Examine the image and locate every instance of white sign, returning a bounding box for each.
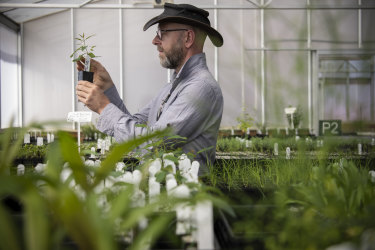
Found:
[284,107,297,114]
[24,133,30,144]
[67,112,92,123]
[37,137,44,146]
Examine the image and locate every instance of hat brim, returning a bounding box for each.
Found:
[143,16,223,47]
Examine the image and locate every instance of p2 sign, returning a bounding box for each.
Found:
[319,120,341,136]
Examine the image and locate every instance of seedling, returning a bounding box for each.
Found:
[70,33,98,64]
[70,33,99,82]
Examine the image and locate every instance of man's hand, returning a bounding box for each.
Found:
[76,81,110,114]
[77,58,114,91]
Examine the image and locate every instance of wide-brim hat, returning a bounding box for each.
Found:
[143,3,223,47]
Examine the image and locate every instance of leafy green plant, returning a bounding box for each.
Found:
[236,112,254,131]
[16,144,47,160]
[70,33,99,63]
[285,105,303,128]
[81,123,106,141]
[1,125,233,250]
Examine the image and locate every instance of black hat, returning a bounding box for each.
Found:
[143,3,223,47]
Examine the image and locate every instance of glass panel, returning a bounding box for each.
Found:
[23,11,72,126]
[362,10,375,49]
[265,9,307,50]
[0,24,19,128]
[311,9,358,50]
[319,54,374,133]
[265,51,308,128]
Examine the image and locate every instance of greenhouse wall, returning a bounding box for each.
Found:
[1,0,375,133]
[0,23,20,128]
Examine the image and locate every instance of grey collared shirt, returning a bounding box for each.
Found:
[97,53,223,173]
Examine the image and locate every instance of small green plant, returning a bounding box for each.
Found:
[81,123,106,141]
[286,105,303,128]
[236,112,254,131]
[70,33,99,63]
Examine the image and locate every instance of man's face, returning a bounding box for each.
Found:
[152,23,188,70]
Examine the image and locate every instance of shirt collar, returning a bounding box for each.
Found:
[171,53,206,82]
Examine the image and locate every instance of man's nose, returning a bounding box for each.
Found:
[152,35,161,45]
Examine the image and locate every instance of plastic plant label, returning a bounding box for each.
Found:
[84,54,91,71]
[284,107,297,114]
[67,111,92,123]
[286,147,291,159]
[274,143,279,156]
[24,133,30,144]
[37,137,44,146]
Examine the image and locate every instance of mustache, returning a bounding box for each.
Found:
[157,46,163,52]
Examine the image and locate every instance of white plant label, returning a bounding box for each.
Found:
[37,137,44,146]
[84,55,91,71]
[284,107,297,114]
[67,111,92,123]
[24,133,30,144]
[274,143,279,156]
[286,147,291,159]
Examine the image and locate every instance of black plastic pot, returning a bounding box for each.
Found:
[78,71,94,83]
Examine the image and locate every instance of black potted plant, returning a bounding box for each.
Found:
[70,33,99,83]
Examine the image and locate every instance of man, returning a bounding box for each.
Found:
[76,3,224,174]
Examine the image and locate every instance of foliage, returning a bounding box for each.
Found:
[285,105,303,128]
[81,123,106,141]
[70,33,99,63]
[232,159,375,250]
[211,135,375,249]
[16,144,47,160]
[236,112,254,131]
[216,136,375,155]
[1,125,233,250]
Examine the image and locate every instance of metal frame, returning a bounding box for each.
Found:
[17,23,23,127]
[316,50,375,124]
[71,8,76,129]
[1,3,374,10]
[1,0,374,130]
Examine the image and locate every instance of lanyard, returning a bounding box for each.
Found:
[156,80,179,121]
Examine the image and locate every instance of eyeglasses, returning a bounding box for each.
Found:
[155,29,189,40]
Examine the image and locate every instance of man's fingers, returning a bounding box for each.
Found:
[76,60,84,71]
[77,80,93,89]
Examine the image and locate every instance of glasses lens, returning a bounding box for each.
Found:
[156,30,161,39]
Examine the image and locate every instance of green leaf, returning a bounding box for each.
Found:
[119,203,160,231]
[130,214,173,250]
[0,124,28,175]
[51,187,100,250]
[0,204,22,250]
[23,190,49,250]
[86,34,95,40]
[107,186,134,222]
[92,129,168,188]
[57,131,90,192]
[155,171,166,183]
[88,53,96,58]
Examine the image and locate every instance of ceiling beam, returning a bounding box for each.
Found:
[0,3,373,10]
[0,12,20,32]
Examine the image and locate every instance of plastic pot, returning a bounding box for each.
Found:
[78,71,94,83]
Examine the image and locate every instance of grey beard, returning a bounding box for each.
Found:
[160,43,185,69]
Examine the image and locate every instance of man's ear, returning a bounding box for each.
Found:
[185,30,195,49]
